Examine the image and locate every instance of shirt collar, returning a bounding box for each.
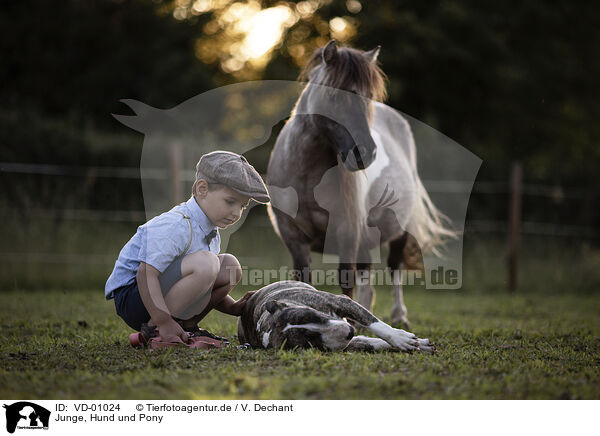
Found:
[185,196,218,234]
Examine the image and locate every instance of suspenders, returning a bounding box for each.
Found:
[172,211,193,256]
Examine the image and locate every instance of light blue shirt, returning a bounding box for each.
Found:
[104,196,220,299]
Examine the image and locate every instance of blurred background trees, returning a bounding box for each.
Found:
[1,0,598,289]
[2,0,598,195]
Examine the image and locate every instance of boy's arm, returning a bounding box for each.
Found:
[214,291,256,316]
[136,262,186,340]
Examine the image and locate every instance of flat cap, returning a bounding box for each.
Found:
[195,151,270,203]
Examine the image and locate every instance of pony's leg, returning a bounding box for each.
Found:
[274,210,312,283]
[338,262,355,298]
[388,233,410,330]
[336,223,360,298]
[356,253,374,311]
[291,242,311,283]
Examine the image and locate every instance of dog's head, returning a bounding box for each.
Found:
[260,300,355,351]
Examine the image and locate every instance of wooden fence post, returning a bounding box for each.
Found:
[508,161,522,293]
[169,141,183,205]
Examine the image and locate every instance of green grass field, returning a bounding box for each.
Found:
[1,287,598,399]
[1,214,599,399]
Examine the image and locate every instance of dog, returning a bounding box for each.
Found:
[237,281,435,353]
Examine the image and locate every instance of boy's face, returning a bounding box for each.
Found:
[195,181,250,228]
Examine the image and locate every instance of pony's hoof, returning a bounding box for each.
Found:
[391,319,411,331]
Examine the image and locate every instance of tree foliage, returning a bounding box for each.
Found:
[1,0,598,223]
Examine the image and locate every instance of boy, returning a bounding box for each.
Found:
[105,151,270,342]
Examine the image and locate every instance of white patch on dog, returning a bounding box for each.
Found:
[283,320,353,351]
[282,323,325,333]
[262,330,271,348]
[326,319,353,334]
[256,311,270,334]
[417,337,436,354]
[351,335,391,350]
[368,320,418,351]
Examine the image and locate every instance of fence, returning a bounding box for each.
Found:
[1,159,598,291]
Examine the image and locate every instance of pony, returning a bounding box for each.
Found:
[267,40,454,328]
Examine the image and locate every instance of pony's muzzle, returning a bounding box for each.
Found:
[354,146,366,169]
[342,145,376,171]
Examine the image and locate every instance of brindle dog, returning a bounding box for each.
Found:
[238,281,435,353]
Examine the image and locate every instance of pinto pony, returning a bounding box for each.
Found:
[267,41,454,328]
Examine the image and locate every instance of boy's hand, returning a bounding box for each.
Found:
[157,318,188,342]
[229,291,256,316]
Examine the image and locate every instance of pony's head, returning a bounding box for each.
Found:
[298,40,387,171]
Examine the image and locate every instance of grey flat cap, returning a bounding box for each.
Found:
[195,151,270,203]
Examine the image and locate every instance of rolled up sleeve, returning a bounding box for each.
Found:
[139,215,189,273]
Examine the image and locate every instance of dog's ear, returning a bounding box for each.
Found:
[265,301,288,314]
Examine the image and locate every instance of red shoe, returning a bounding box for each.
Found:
[184,325,230,345]
[129,323,157,347]
[129,324,224,349]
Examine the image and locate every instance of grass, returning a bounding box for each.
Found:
[1,212,599,399]
[1,286,599,399]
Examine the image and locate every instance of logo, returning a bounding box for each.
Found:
[3,402,50,433]
[113,80,481,289]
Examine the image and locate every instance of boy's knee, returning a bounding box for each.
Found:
[205,252,221,278]
[187,251,220,279]
[218,254,242,284]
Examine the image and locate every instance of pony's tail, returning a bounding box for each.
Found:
[407,177,459,258]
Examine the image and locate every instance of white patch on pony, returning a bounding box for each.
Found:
[364,128,390,191]
[351,165,368,230]
[262,330,271,348]
[390,269,408,326]
[356,278,373,311]
[267,204,281,238]
[266,185,300,239]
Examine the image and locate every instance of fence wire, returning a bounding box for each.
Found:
[1,162,598,267]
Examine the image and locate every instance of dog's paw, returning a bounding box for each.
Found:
[369,321,424,353]
[388,330,437,354]
[416,338,437,354]
[387,329,419,352]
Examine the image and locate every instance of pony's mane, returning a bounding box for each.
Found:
[299,45,388,102]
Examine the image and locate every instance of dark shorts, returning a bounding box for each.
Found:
[113,257,185,331]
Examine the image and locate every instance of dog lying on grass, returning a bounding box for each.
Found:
[237,281,435,353]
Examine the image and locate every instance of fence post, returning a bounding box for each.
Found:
[169,141,183,205]
[508,161,522,293]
